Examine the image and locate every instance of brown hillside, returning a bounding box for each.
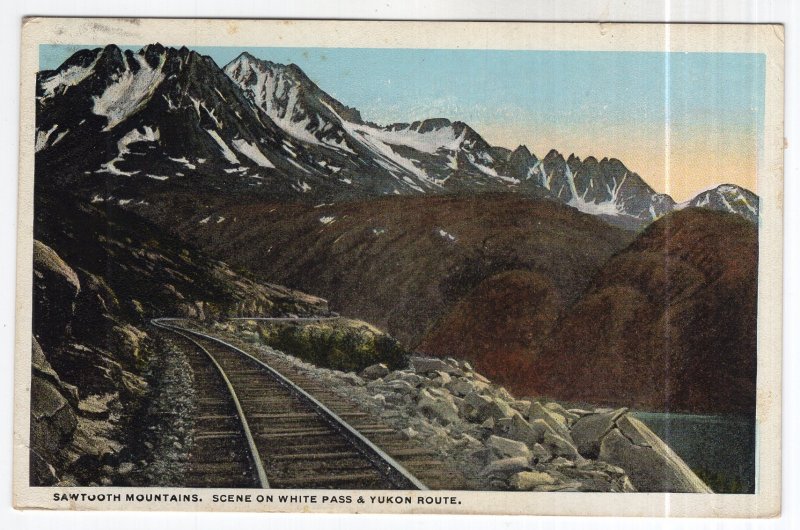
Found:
[534,208,758,414]
[418,269,562,396]
[143,193,633,348]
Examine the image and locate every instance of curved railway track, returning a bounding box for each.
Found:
[152,319,429,490]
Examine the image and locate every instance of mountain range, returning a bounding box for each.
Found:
[35,44,759,230]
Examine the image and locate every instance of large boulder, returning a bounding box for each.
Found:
[416,388,460,424]
[480,456,532,478]
[495,413,542,445]
[30,338,79,485]
[445,377,475,397]
[461,391,514,423]
[411,356,463,376]
[597,415,712,493]
[508,470,557,490]
[29,337,79,485]
[542,430,582,460]
[487,435,532,459]
[31,337,78,405]
[30,375,77,457]
[359,363,390,380]
[32,240,80,348]
[528,401,573,440]
[571,409,711,493]
[107,323,148,365]
[570,408,628,458]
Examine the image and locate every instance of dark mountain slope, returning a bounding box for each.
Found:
[418,270,563,396]
[533,208,758,414]
[138,192,634,348]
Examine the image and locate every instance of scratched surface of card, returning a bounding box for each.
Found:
[14,18,784,516]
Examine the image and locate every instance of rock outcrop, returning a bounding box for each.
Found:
[572,410,712,492]
[33,240,81,349]
[29,337,78,485]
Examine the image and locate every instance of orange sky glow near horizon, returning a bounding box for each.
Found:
[479,122,759,203]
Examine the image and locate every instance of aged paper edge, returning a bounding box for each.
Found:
[13,17,785,517]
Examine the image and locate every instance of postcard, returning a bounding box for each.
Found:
[14,18,784,517]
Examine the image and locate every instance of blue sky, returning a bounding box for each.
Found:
[40,45,765,200]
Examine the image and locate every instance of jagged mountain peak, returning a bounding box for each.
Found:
[682,183,759,223]
[511,145,534,159]
[544,148,565,164]
[224,52,364,125]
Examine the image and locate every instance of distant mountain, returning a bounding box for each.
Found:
[224,52,521,196]
[532,150,676,230]
[35,44,759,229]
[679,184,759,224]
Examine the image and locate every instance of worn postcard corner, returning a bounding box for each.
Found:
[14,17,783,517]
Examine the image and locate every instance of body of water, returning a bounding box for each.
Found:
[632,411,756,494]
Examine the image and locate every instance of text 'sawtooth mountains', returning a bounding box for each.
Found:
[36,44,758,229]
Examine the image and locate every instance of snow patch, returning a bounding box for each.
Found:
[51,129,69,146]
[436,228,456,241]
[321,101,435,187]
[35,124,58,152]
[204,103,222,129]
[281,144,298,158]
[563,164,633,218]
[232,138,274,167]
[285,157,309,173]
[92,53,167,130]
[319,216,335,225]
[373,123,467,155]
[39,53,101,100]
[97,125,160,176]
[206,129,240,164]
[169,156,196,170]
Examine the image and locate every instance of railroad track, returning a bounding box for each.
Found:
[152,319,429,490]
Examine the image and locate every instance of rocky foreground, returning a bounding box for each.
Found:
[226,326,711,493]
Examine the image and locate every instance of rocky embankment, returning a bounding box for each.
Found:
[29,194,330,485]
[221,325,710,493]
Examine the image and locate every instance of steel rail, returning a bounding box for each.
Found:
[151,320,270,488]
[152,318,428,490]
